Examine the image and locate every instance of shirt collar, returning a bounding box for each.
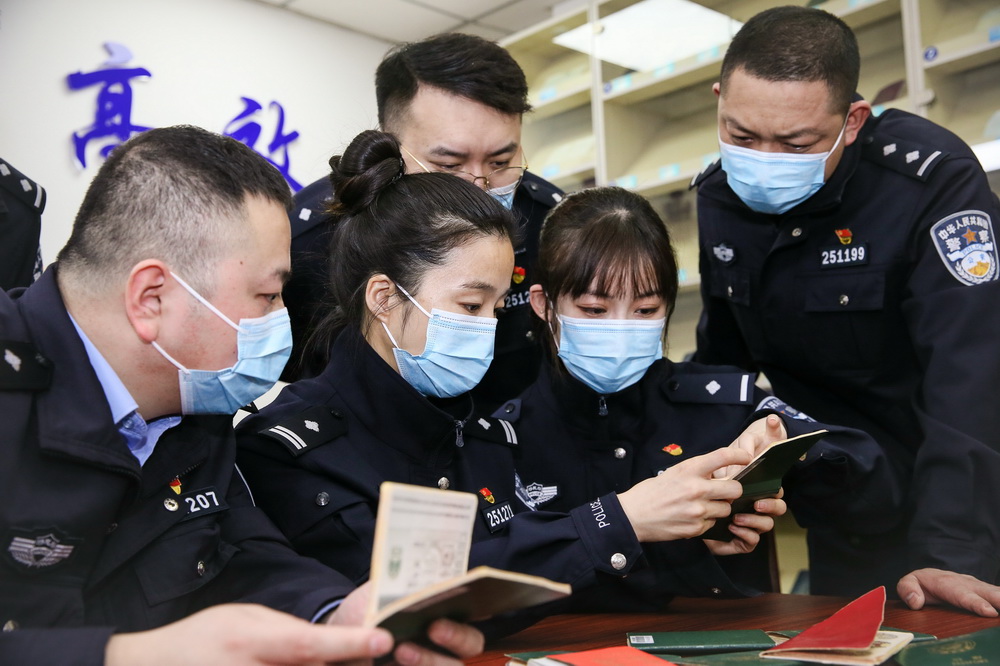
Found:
[68,312,138,424]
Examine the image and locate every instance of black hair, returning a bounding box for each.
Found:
[376,33,531,131]
[57,125,291,294]
[304,129,517,365]
[534,187,678,358]
[720,6,860,114]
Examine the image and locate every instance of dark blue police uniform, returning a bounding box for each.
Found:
[507,359,902,607]
[0,269,353,665]
[0,158,44,290]
[283,172,563,411]
[235,328,648,597]
[695,108,1000,595]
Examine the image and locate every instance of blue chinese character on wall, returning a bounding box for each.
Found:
[224,97,303,191]
[67,43,153,168]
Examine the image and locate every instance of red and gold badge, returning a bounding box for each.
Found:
[478,487,495,504]
[834,229,853,245]
[512,266,526,284]
[169,477,182,495]
[662,443,683,456]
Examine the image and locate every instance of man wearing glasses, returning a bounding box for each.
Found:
[284,33,562,411]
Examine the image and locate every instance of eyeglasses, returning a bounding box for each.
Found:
[400,145,529,192]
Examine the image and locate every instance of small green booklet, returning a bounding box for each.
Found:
[896,626,1000,665]
[627,630,782,655]
[703,430,827,541]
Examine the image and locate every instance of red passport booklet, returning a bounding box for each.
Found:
[766,586,885,652]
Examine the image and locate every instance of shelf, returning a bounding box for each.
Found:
[923,37,1000,76]
[601,0,899,108]
[918,0,1000,76]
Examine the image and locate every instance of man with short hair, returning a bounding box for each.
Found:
[694,6,1000,615]
[0,125,483,664]
[284,33,562,410]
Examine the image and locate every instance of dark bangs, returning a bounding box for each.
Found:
[537,187,678,315]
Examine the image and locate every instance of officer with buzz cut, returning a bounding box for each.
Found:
[694,6,1000,616]
[0,158,45,290]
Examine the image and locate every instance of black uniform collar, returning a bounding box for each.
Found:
[535,357,651,438]
[12,268,216,483]
[319,328,474,460]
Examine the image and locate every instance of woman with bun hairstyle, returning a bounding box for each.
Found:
[234,133,763,602]
[504,187,905,607]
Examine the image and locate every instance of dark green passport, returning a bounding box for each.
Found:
[896,625,1000,665]
[626,630,780,654]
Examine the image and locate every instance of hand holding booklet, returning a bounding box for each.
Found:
[703,429,827,541]
[362,481,570,641]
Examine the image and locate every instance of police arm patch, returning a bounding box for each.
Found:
[930,210,997,285]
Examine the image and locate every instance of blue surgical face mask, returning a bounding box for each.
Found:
[718,120,847,215]
[487,180,518,210]
[555,314,665,395]
[380,283,497,398]
[152,272,292,415]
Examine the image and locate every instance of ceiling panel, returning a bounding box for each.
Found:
[259,0,567,44]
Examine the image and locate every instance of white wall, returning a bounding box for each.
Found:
[0,0,391,263]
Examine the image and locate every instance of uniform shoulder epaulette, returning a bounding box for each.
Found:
[289,178,334,239]
[661,368,755,405]
[0,160,46,213]
[861,122,949,183]
[0,339,52,391]
[257,405,346,457]
[464,413,519,447]
[690,159,722,189]
[521,173,564,208]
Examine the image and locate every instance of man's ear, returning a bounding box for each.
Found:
[843,100,872,147]
[528,284,549,321]
[125,261,169,343]
[712,81,721,98]
[365,274,397,323]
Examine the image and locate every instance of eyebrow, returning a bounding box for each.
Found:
[460,280,498,292]
[722,116,824,141]
[427,142,519,160]
[273,268,292,287]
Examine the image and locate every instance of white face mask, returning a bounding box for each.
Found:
[718,118,847,215]
[380,282,497,398]
[553,314,665,395]
[151,272,292,414]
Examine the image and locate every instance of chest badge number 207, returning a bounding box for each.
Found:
[178,486,229,522]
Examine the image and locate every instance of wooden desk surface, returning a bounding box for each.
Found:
[468,594,1000,664]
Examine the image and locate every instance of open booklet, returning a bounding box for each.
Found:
[703,429,827,541]
[363,481,571,641]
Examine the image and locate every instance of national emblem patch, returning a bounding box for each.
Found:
[930,210,997,285]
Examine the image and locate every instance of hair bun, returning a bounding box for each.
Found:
[328,129,405,216]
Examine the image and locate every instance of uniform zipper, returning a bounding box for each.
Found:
[454,420,465,447]
[598,395,608,417]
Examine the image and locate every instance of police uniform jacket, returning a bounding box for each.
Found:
[284,172,563,410]
[0,269,353,665]
[695,108,1000,594]
[508,358,901,608]
[235,328,646,594]
[0,158,44,290]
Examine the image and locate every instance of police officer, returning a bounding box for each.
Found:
[284,33,562,413]
[694,6,1000,615]
[237,133,758,614]
[0,157,45,290]
[0,126,482,665]
[510,187,900,609]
